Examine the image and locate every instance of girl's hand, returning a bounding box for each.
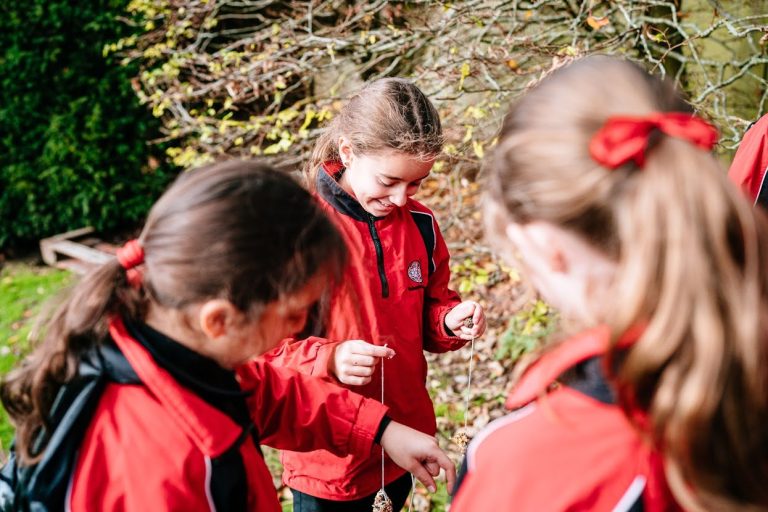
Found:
[329,340,395,385]
[380,421,457,494]
[444,301,486,340]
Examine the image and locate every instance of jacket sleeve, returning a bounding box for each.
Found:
[259,335,341,381]
[728,114,768,206]
[423,218,464,353]
[238,360,388,458]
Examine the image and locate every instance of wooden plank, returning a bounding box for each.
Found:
[39,227,114,273]
[45,240,112,265]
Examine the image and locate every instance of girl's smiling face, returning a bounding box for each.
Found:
[337,138,435,217]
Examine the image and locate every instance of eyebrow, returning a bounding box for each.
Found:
[379,172,431,182]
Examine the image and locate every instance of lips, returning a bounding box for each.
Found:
[376,199,394,209]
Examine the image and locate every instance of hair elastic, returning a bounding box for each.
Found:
[116,239,144,286]
[589,112,718,170]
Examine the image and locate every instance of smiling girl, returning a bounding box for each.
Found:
[263,78,486,511]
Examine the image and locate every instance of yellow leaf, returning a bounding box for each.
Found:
[462,125,473,143]
[300,110,316,131]
[472,140,485,159]
[459,62,470,90]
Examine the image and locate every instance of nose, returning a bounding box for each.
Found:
[289,310,309,336]
[389,189,408,207]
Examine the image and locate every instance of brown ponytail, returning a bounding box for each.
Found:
[487,55,768,510]
[1,257,146,463]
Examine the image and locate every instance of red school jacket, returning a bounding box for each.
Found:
[452,326,681,512]
[67,317,387,511]
[261,162,464,500]
[728,114,768,207]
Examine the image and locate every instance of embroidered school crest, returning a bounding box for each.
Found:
[407,260,423,283]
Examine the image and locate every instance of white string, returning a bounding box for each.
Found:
[406,474,415,512]
[462,336,476,430]
[381,347,385,490]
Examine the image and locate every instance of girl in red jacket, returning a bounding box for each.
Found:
[452,56,768,511]
[727,113,768,208]
[263,78,486,511]
[0,160,455,511]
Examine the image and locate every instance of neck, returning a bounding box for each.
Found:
[336,169,357,199]
[144,303,207,356]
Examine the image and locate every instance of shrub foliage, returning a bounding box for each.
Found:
[0,1,174,250]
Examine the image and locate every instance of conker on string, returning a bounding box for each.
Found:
[373,489,393,512]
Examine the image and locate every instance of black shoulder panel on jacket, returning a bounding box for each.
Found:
[410,210,436,275]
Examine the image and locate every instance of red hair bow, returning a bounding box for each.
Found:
[116,239,144,287]
[589,112,718,169]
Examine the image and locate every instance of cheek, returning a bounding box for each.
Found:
[247,317,283,354]
[357,176,385,199]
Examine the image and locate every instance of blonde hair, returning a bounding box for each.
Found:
[306,77,443,187]
[487,55,768,510]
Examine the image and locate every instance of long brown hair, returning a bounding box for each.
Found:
[306,77,443,187]
[1,160,346,464]
[486,56,768,510]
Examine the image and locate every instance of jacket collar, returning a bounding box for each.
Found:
[316,161,383,222]
[109,316,244,457]
[123,319,253,428]
[506,326,612,409]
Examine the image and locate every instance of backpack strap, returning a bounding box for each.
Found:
[1,338,256,512]
[0,343,140,511]
[409,209,437,276]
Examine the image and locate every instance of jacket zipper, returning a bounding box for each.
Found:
[366,215,389,298]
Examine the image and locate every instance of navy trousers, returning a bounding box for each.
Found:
[291,473,413,512]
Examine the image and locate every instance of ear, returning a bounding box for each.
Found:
[506,221,569,274]
[198,299,240,340]
[338,136,353,166]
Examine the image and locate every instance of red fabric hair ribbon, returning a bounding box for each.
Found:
[589,112,718,169]
[116,239,144,287]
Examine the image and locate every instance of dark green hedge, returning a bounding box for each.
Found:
[0,1,176,250]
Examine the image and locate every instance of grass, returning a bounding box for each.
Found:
[0,262,73,453]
